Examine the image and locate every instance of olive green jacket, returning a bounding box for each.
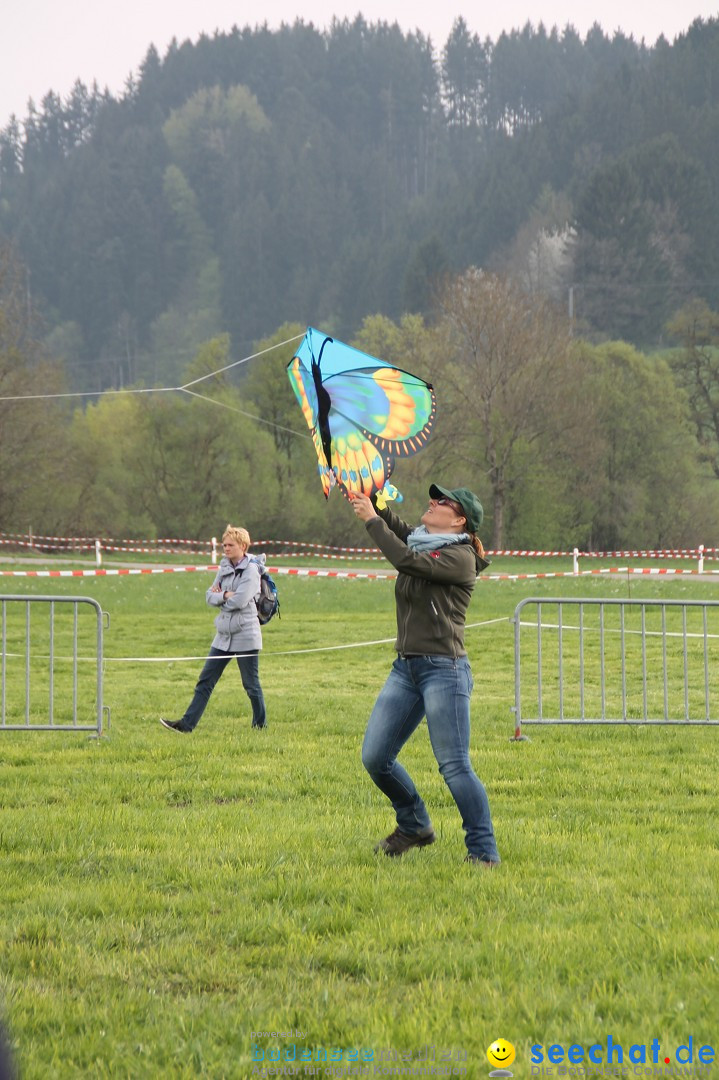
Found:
[365,507,489,658]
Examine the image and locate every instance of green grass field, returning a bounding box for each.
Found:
[1,568,718,1078]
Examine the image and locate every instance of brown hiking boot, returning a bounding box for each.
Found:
[374,826,436,857]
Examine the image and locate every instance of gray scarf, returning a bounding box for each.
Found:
[406,525,469,553]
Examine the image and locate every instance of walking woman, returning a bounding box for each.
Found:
[160,524,267,733]
[350,484,500,866]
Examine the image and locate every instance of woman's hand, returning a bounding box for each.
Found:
[349,492,378,522]
[212,584,234,600]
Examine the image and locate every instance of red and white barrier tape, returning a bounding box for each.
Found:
[577,549,718,560]
[240,551,384,560]
[0,532,95,544]
[3,530,718,560]
[0,537,95,550]
[487,566,719,581]
[0,532,385,554]
[252,539,380,553]
[2,564,719,582]
[485,548,719,558]
[486,549,574,557]
[0,564,393,581]
[96,544,213,555]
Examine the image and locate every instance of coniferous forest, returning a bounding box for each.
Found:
[3,16,719,548]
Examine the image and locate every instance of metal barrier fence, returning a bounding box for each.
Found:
[1,595,108,734]
[511,597,719,738]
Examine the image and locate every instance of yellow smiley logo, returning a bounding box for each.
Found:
[487,1040,516,1069]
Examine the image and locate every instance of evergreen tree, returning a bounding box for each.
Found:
[2,15,719,373]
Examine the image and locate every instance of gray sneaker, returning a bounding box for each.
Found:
[374,826,436,857]
[160,718,190,733]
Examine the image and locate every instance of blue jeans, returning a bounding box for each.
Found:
[181,647,266,730]
[361,656,500,862]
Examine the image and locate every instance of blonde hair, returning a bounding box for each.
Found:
[222,524,251,549]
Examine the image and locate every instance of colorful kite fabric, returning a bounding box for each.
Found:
[287,327,436,503]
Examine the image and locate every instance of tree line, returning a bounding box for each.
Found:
[3,242,719,549]
[1,16,719,391]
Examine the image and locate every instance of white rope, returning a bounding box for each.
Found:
[2,616,510,664]
[466,616,509,629]
[104,639,398,661]
[518,619,719,640]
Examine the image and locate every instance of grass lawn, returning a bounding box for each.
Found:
[0,568,718,1078]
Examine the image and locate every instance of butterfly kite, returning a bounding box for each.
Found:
[287,327,436,508]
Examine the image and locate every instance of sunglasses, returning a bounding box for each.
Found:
[435,497,464,514]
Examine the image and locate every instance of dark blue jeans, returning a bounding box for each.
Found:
[181,647,266,730]
[361,655,500,861]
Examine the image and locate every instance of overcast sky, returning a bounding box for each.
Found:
[2,0,718,130]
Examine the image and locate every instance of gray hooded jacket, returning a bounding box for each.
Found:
[206,554,264,652]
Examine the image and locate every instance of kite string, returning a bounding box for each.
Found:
[178,332,304,389]
[0,332,304,404]
[0,385,170,403]
[179,387,310,439]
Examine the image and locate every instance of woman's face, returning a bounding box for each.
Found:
[421,496,467,534]
[222,537,247,563]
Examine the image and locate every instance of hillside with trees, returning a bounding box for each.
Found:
[2,17,719,378]
[2,17,719,547]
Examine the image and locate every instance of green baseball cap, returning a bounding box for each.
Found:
[429,483,483,532]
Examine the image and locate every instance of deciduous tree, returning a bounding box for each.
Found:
[0,245,70,528]
[435,269,576,547]
[667,299,719,477]
[578,339,717,547]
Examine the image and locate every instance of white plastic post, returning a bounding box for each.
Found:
[95,539,102,566]
[698,544,704,574]
[211,536,218,563]
[573,547,579,575]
